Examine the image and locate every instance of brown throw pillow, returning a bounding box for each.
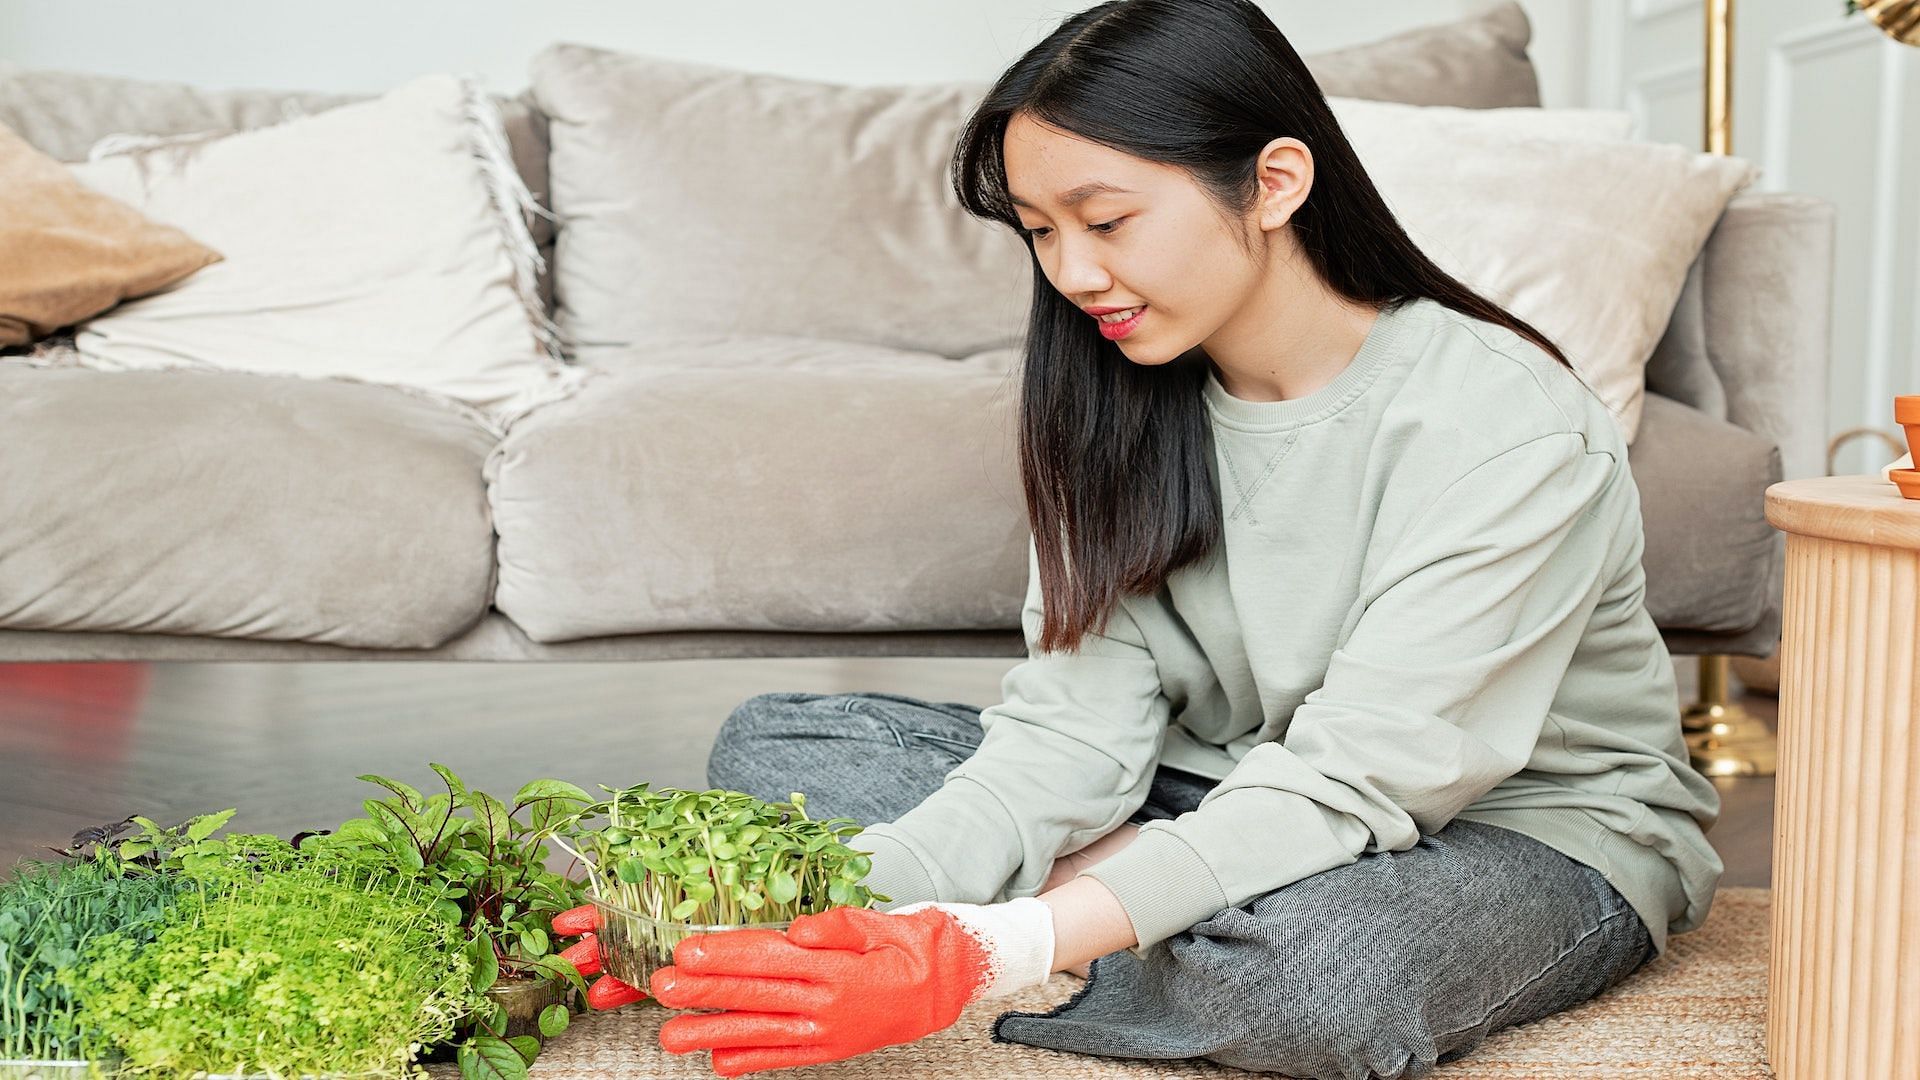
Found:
[0,122,221,346]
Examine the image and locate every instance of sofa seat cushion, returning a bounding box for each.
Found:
[1630,391,1784,636]
[0,364,499,648]
[488,354,1026,642]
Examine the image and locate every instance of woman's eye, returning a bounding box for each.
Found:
[1022,219,1122,240]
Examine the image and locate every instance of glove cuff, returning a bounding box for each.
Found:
[894,896,1055,1002]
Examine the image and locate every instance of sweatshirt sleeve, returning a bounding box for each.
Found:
[1082,431,1624,951]
[853,536,1173,910]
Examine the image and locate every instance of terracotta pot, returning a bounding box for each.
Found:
[1898,395,1920,462]
[1892,467,1920,501]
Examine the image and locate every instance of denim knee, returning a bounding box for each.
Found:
[706,691,830,792]
[1156,917,1442,1079]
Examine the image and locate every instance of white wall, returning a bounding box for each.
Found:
[0,1,1588,106]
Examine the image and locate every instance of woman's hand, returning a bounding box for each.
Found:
[649,899,1055,1076]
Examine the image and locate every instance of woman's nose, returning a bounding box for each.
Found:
[1049,243,1111,298]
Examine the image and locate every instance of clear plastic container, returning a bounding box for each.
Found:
[586,893,791,989]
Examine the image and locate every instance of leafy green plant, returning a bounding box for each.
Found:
[62,854,481,1079]
[0,857,188,1063]
[546,786,886,983]
[1,808,301,1065]
[112,810,316,880]
[44,808,304,880]
[298,766,593,1078]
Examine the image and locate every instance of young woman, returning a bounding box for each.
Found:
[550,1,1724,1076]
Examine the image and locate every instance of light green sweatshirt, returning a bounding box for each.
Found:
[856,295,1724,958]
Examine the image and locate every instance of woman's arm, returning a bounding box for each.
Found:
[1041,873,1140,972]
[1036,821,1143,972]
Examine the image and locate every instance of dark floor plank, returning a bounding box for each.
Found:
[0,657,1777,893]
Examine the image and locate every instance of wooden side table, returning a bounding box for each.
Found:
[1762,474,1920,1080]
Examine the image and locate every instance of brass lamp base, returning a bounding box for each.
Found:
[1682,653,1777,777]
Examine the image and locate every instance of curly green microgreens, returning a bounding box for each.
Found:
[62,856,481,1079]
[0,857,189,1062]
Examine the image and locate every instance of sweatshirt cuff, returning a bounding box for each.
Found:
[849,827,941,909]
[1078,827,1230,953]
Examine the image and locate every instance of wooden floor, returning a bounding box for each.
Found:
[0,655,1777,888]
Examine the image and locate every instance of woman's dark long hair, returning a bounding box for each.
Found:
[951,0,1581,654]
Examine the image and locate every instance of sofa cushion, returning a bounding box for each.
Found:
[1325,95,1756,444]
[0,63,557,311]
[62,74,584,427]
[1629,391,1783,635]
[529,44,1021,369]
[1307,1,1541,107]
[488,350,1026,642]
[0,364,500,649]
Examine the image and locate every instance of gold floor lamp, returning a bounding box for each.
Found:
[1682,0,1920,777]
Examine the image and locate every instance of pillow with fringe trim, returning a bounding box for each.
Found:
[64,72,587,432]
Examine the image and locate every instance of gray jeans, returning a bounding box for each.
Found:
[707,690,1657,1080]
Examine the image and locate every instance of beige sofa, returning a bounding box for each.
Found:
[0,3,1832,663]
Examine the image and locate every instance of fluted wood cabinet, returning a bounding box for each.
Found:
[1762,474,1920,1080]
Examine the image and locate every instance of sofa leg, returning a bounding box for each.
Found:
[1681,653,1777,778]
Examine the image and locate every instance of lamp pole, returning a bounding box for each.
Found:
[1682,0,1779,777]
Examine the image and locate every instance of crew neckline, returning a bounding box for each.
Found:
[1202,296,1431,429]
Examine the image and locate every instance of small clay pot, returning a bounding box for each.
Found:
[1897,395,1920,462]
[1891,467,1920,501]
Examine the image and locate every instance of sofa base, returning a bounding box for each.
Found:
[0,610,1776,663]
[0,612,1027,662]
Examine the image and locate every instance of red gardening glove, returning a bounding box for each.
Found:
[649,902,1043,1077]
[551,903,650,1010]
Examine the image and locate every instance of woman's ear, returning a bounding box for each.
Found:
[1253,136,1312,230]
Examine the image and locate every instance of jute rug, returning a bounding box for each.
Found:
[447,886,1772,1079]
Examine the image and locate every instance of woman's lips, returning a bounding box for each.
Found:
[1097,305,1146,340]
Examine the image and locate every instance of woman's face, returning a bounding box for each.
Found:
[1003,111,1300,368]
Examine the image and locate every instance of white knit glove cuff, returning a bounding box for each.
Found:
[891,896,1056,1001]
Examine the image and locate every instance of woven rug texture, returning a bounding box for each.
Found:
[430,885,1771,1079]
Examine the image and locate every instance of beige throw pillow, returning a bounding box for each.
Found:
[0,123,221,346]
[1328,95,1759,442]
[64,73,586,428]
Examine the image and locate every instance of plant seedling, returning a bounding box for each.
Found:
[546,786,888,985]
